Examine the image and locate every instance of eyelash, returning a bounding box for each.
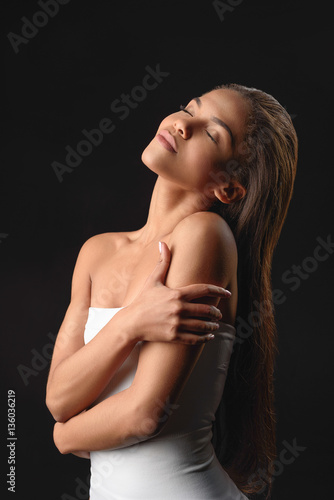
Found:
[179,104,192,116]
[179,105,217,144]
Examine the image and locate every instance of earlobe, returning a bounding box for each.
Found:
[214,182,246,204]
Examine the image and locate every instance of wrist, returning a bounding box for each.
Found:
[113,305,142,344]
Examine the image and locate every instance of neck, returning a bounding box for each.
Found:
[135,176,214,245]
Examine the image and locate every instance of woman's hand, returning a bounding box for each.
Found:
[113,241,231,345]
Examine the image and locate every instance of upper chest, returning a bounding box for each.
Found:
[90,235,172,308]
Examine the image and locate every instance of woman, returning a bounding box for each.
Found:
[46,84,298,499]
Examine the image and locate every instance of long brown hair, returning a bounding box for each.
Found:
[210,84,298,497]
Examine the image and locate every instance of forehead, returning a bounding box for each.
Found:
[199,88,250,142]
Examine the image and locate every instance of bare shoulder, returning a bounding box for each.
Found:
[170,211,237,261]
[76,231,132,268]
[79,231,129,257]
[71,231,131,294]
[166,211,237,288]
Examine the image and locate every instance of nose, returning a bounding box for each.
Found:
[173,117,192,139]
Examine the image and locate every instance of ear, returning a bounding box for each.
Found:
[213,180,246,204]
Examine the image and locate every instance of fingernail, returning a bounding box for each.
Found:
[208,322,219,330]
[212,307,222,319]
[159,241,162,254]
[223,289,231,296]
[207,334,215,340]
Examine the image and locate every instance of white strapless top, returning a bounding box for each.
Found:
[84,307,248,500]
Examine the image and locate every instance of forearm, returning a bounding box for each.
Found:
[53,387,154,454]
[46,310,137,422]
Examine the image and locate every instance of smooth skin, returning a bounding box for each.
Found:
[46,89,249,458]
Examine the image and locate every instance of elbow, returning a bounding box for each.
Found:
[132,417,160,441]
[45,394,68,423]
[53,422,69,455]
[45,386,59,421]
[129,403,170,441]
[45,392,57,419]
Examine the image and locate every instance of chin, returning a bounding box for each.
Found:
[141,143,150,165]
[141,142,164,175]
[141,141,186,187]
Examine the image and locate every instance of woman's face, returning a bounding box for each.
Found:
[141,88,250,194]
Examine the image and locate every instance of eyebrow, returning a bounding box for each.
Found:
[194,96,235,146]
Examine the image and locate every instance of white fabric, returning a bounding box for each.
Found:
[84,307,248,499]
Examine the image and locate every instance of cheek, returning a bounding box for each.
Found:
[158,116,171,127]
[184,147,218,186]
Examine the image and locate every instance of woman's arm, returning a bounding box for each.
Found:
[46,236,137,423]
[53,212,237,454]
[46,233,230,423]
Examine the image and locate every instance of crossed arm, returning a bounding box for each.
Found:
[48,212,236,455]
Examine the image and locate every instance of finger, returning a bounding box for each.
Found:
[180,303,222,321]
[145,241,171,287]
[178,284,232,301]
[171,332,216,345]
[179,318,221,334]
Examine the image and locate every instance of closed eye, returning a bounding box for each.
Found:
[179,104,193,116]
[205,131,216,143]
[179,105,217,144]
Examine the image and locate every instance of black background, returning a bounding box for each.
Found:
[2,0,333,499]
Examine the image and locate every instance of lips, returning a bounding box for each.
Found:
[156,129,177,153]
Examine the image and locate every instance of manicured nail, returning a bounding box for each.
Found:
[207,322,219,330]
[212,307,222,319]
[207,334,215,340]
[159,241,162,254]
